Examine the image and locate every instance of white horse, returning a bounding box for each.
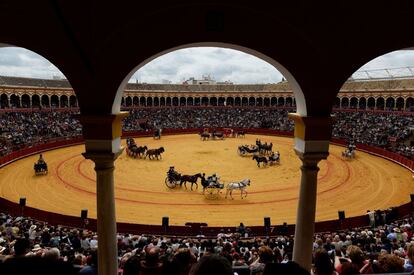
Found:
[225,179,250,199]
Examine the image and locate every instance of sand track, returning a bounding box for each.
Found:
[0,134,412,226]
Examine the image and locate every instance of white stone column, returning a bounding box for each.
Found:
[83,151,120,275]
[293,152,327,270]
[288,113,332,270]
[78,112,128,275]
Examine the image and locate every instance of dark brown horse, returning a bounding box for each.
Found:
[252,155,268,167]
[199,132,210,141]
[145,147,165,160]
[180,173,202,190]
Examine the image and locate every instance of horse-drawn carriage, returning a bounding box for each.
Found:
[126,138,147,158]
[201,174,251,200]
[252,151,280,167]
[34,154,48,175]
[342,146,356,159]
[165,167,182,188]
[165,167,201,190]
[201,174,225,199]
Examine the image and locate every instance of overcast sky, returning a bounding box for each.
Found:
[0,47,414,83]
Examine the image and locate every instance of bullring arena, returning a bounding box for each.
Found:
[1,133,413,227]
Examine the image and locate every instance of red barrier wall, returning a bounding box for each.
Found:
[0,129,412,236]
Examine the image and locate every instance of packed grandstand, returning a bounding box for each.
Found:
[2,76,414,274]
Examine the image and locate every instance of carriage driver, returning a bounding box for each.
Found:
[38,154,45,164]
[168,166,179,178]
[270,151,280,161]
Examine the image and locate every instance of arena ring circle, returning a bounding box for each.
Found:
[0,134,413,227]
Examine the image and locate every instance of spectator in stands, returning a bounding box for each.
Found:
[189,254,233,275]
[79,249,97,275]
[312,248,337,275]
[403,244,414,272]
[249,246,274,274]
[123,255,141,275]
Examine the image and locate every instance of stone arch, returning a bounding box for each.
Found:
[234,97,241,106]
[32,94,41,108]
[218,97,225,106]
[350,97,358,109]
[278,97,285,106]
[139,96,146,106]
[187,97,193,106]
[194,97,200,106]
[341,97,349,109]
[271,97,277,106]
[10,94,20,108]
[125,96,132,107]
[285,97,293,107]
[172,97,179,106]
[396,97,404,110]
[133,96,139,106]
[226,97,234,106]
[21,94,30,108]
[147,97,153,106]
[69,95,77,107]
[406,97,414,111]
[201,97,208,106]
[0,94,9,108]
[153,97,159,106]
[60,95,68,108]
[210,97,218,106]
[367,97,375,110]
[376,97,385,110]
[248,97,255,106]
[385,97,395,110]
[160,97,166,106]
[256,97,263,106]
[264,97,270,107]
[358,97,366,109]
[50,95,59,107]
[242,97,248,106]
[41,95,50,107]
[179,97,186,106]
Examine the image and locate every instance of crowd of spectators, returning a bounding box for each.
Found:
[2,108,414,160]
[2,211,414,274]
[331,111,414,157]
[0,111,82,156]
[122,108,294,132]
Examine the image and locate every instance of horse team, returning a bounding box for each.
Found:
[126,138,164,160]
[166,167,250,199]
[239,139,281,167]
[199,129,245,141]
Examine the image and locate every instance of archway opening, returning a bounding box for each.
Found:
[114,44,305,116]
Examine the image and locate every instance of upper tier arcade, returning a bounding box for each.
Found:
[1,75,414,110]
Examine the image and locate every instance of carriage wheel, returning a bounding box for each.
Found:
[204,186,220,200]
[165,177,176,189]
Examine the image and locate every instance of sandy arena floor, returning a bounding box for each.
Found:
[0,134,413,227]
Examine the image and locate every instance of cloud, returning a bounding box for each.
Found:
[131,47,284,84]
[0,47,413,83]
[0,47,64,79]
